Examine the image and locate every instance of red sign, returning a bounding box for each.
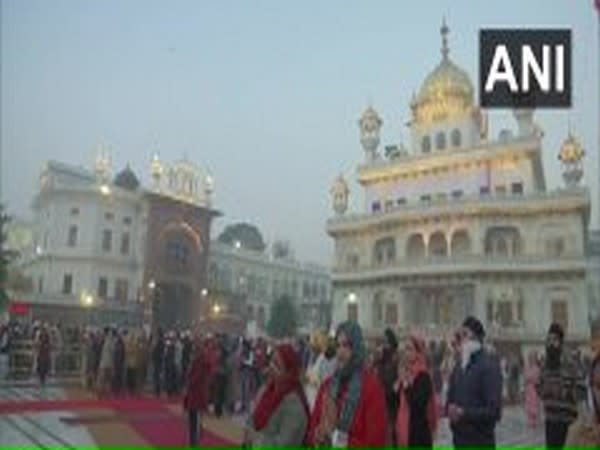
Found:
[9,301,31,315]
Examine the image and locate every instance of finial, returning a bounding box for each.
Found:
[441,17,449,61]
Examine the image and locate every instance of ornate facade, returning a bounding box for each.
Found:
[327,23,591,353]
[23,153,219,328]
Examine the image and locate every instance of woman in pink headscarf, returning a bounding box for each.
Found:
[524,351,541,428]
[395,334,438,448]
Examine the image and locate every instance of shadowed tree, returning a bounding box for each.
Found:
[267,295,298,339]
[218,222,266,253]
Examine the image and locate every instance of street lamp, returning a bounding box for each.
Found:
[201,288,208,297]
[100,184,111,196]
[80,290,94,326]
[83,294,94,307]
[148,279,156,290]
[212,303,221,315]
[348,292,357,304]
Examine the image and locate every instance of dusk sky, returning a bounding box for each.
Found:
[1,0,598,265]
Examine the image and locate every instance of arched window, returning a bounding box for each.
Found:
[451,129,461,147]
[496,237,508,257]
[374,237,395,265]
[422,135,431,153]
[429,231,448,257]
[484,226,522,257]
[406,234,426,260]
[436,132,446,150]
[451,230,471,256]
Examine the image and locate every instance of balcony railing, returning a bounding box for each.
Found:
[328,188,590,229]
[332,254,587,277]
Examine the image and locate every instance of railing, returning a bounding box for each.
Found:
[328,188,590,229]
[8,339,83,380]
[332,254,587,276]
[357,134,539,172]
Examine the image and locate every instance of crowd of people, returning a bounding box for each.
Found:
[1,316,600,448]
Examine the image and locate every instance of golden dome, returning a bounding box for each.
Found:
[558,132,585,164]
[411,21,475,126]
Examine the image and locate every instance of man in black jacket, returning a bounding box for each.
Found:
[447,316,503,448]
[537,322,586,449]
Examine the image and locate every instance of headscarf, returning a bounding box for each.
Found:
[252,344,310,433]
[396,334,438,447]
[328,321,366,433]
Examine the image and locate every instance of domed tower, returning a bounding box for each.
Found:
[113,165,140,191]
[330,174,350,216]
[410,20,481,154]
[558,131,585,188]
[359,105,383,163]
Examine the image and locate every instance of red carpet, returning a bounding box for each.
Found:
[128,406,234,447]
[0,397,237,447]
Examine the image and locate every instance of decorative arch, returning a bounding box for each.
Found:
[537,223,571,257]
[406,234,426,260]
[451,128,462,147]
[484,226,522,257]
[436,132,446,150]
[373,237,396,265]
[451,229,471,256]
[429,231,448,257]
[422,135,431,153]
[158,220,203,252]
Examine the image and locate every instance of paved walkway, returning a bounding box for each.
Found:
[0,386,96,448]
[0,383,545,447]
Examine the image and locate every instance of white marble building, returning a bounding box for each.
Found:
[327,23,592,352]
[23,157,147,324]
[208,240,331,333]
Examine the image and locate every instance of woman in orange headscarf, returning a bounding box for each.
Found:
[395,334,438,448]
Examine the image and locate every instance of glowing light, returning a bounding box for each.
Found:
[212,304,221,315]
[234,241,241,249]
[148,279,156,290]
[348,292,357,303]
[100,184,111,196]
[201,288,208,297]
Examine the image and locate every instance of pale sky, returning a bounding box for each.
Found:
[1,0,599,265]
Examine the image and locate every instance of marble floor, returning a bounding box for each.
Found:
[0,386,97,447]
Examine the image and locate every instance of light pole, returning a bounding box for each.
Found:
[147,279,157,329]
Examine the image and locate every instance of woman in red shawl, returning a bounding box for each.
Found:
[183,337,212,447]
[395,334,438,448]
[243,343,310,447]
[308,321,388,448]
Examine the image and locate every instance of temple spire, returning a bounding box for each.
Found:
[441,17,449,61]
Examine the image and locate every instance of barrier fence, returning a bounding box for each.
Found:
[7,339,83,380]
